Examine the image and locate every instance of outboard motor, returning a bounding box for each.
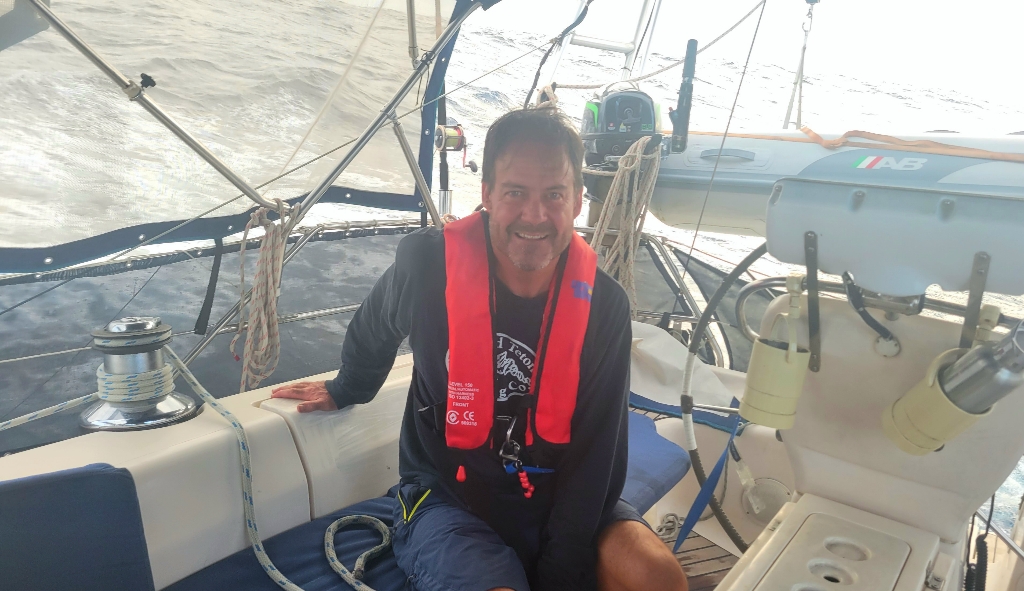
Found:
[580,90,659,165]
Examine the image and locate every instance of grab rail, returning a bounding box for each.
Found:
[700,148,755,160]
[735,276,1022,343]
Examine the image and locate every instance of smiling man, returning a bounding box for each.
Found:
[272,108,687,591]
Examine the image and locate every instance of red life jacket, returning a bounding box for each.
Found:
[443,212,597,450]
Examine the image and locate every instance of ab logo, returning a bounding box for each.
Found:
[853,156,927,171]
[447,410,459,425]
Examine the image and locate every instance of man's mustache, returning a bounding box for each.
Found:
[506,222,557,237]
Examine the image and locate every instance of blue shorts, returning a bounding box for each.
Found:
[390,483,646,591]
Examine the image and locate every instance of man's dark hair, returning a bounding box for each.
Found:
[482,108,585,191]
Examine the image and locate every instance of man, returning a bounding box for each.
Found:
[272,108,687,591]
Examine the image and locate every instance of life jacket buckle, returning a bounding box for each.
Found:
[498,415,522,467]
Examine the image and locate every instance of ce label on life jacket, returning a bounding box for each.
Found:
[446,410,476,424]
[448,381,480,427]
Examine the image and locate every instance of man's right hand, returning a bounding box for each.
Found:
[271,381,339,413]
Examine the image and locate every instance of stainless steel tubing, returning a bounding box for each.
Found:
[644,236,726,367]
[392,115,444,227]
[735,275,1023,344]
[940,321,1024,414]
[27,0,279,211]
[693,403,739,415]
[293,3,480,225]
[406,0,419,64]
[735,276,789,342]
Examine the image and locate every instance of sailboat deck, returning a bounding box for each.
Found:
[669,531,739,590]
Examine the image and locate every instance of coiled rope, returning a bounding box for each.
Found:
[588,135,661,315]
[230,201,291,392]
[0,333,391,591]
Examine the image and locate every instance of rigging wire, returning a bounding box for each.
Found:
[556,0,766,91]
[273,0,386,187]
[630,1,658,72]
[522,0,595,108]
[782,2,814,129]
[677,0,768,289]
[0,279,72,319]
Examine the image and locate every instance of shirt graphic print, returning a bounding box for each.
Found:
[495,332,536,402]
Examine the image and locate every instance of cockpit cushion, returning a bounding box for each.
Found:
[623,411,691,515]
[0,462,155,591]
[167,495,410,591]
[170,412,689,590]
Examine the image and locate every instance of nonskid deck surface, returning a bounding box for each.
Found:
[670,531,738,590]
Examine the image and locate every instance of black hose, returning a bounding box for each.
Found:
[965,564,977,591]
[975,536,988,591]
[681,242,767,554]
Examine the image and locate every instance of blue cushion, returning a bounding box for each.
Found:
[622,412,691,515]
[171,414,690,590]
[168,496,411,591]
[0,463,155,591]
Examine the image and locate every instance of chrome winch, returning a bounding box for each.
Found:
[80,316,199,431]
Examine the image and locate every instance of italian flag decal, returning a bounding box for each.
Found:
[853,156,884,169]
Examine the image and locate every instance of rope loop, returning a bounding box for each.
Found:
[324,515,392,588]
[230,198,292,392]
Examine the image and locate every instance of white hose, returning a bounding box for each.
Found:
[681,351,699,451]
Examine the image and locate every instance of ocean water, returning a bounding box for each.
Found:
[2,0,1024,528]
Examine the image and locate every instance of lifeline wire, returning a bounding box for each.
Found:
[677,0,768,290]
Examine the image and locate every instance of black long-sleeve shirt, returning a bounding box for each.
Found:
[326,227,632,590]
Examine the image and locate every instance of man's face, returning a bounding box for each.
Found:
[481,141,583,272]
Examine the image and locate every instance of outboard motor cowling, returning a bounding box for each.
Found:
[581,90,658,165]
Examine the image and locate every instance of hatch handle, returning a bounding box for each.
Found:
[700,148,756,161]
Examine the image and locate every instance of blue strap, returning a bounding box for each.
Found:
[504,463,555,475]
[673,419,740,552]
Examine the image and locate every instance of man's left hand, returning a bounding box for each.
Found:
[271,381,339,413]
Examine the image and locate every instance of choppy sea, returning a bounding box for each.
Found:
[2,0,1023,528]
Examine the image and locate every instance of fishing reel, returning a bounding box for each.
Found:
[434,121,477,173]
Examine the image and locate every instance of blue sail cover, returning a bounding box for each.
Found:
[0,0,496,274]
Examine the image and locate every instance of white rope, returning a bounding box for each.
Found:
[230,201,291,392]
[533,84,559,110]
[588,135,661,315]
[555,0,766,92]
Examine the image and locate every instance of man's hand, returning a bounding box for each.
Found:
[271,381,339,413]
